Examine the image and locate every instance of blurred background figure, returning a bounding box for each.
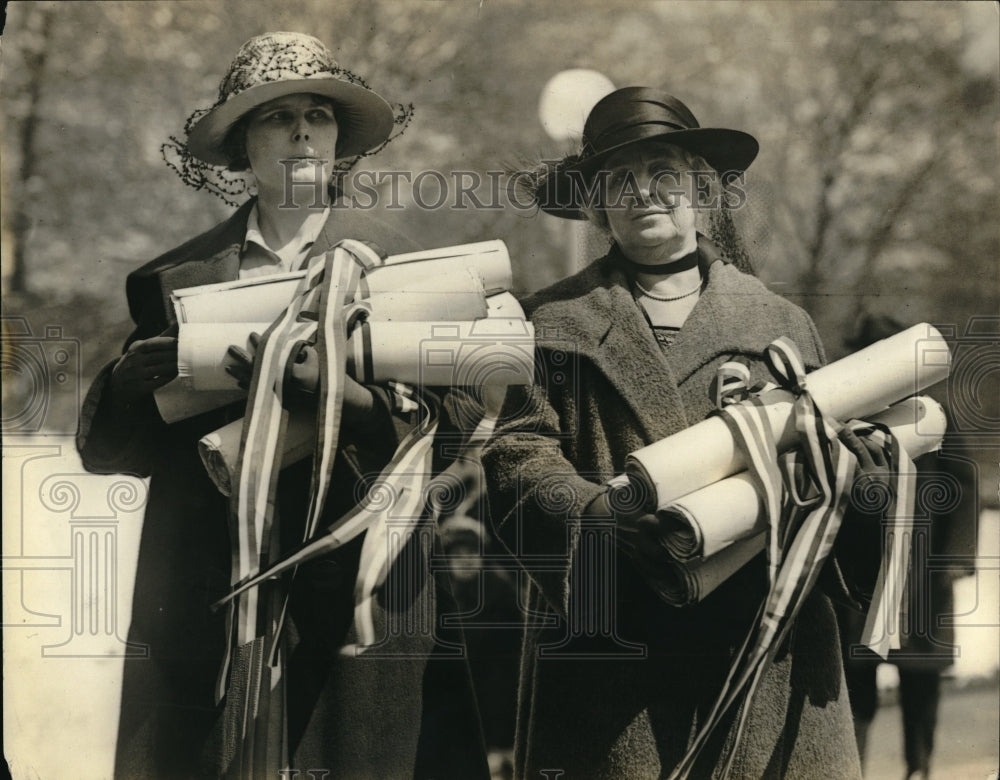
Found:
[836,314,979,780]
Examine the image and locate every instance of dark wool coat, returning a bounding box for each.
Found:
[78,200,488,780]
[482,238,863,780]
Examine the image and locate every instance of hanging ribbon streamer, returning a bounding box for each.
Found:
[214,239,444,777]
[854,422,916,656]
[214,386,441,651]
[219,240,379,696]
[667,339,916,780]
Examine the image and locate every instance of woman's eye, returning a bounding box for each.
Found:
[307,109,334,123]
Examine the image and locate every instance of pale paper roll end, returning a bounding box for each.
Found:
[657,532,766,606]
[198,421,240,497]
[659,473,762,561]
[198,412,317,496]
[866,395,948,454]
[659,505,703,560]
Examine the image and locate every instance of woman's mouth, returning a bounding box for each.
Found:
[631,206,675,220]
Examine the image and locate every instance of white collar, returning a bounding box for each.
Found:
[242,203,330,270]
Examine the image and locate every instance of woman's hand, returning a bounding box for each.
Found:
[614,510,669,566]
[226,336,375,419]
[840,425,893,524]
[606,500,677,599]
[109,324,178,405]
[286,343,375,418]
[587,492,671,570]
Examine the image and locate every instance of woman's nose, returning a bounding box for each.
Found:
[634,174,654,200]
[292,118,310,142]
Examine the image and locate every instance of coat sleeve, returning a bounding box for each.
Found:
[481,346,607,619]
[76,287,172,477]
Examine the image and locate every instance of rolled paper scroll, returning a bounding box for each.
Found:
[200,411,316,497]
[175,316,536,393]
[358,270,488,322]
[363,240,512,296]
[173,268,489,327]
[626,323,951,510]
[656,533,767,607]
[660,396,949,560]
[170,240,510,324]
[347,317,535,388]
[158,241,513,422]
[175,322,271,391]
[172,273,306,324]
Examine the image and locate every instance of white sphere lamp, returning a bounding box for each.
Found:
[538,69,616,142]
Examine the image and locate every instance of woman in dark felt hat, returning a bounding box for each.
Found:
[482,87,877,778]
[77,32,488,779]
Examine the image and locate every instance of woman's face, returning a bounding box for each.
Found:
[601,142,699,263]
[244,93,339,205]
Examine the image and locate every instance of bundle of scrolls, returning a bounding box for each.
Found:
[614,322,951,656]
[153,239,523,422]
[650,395,947,605]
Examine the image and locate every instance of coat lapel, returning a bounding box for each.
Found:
[155,202,251,322]
[533,253,690,445]
[531,237,808,446]
[594,279,691,443]
[667,242,809,387]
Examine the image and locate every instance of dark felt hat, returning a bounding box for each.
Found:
[535,87,759,219]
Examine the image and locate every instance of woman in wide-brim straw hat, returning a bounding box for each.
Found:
[78,32,488,779]
[483,87,881,778]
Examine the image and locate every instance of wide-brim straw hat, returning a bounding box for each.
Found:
[535,87,759,219]
[186,32,396,166]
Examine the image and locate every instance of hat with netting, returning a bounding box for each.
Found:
[163,32,413,204]
[187,32,396,165]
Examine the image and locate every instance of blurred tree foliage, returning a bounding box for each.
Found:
[2,0,997,431]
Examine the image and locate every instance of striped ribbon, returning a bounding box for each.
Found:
[713,361,752,410]
[221,240,381,689]
[215,239,447,777]
[856,424,915,657]
[667,339,915,779]
[214,386,441,651]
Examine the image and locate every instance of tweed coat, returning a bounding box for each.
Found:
[482,238,863,779]
[78,199,488,779]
